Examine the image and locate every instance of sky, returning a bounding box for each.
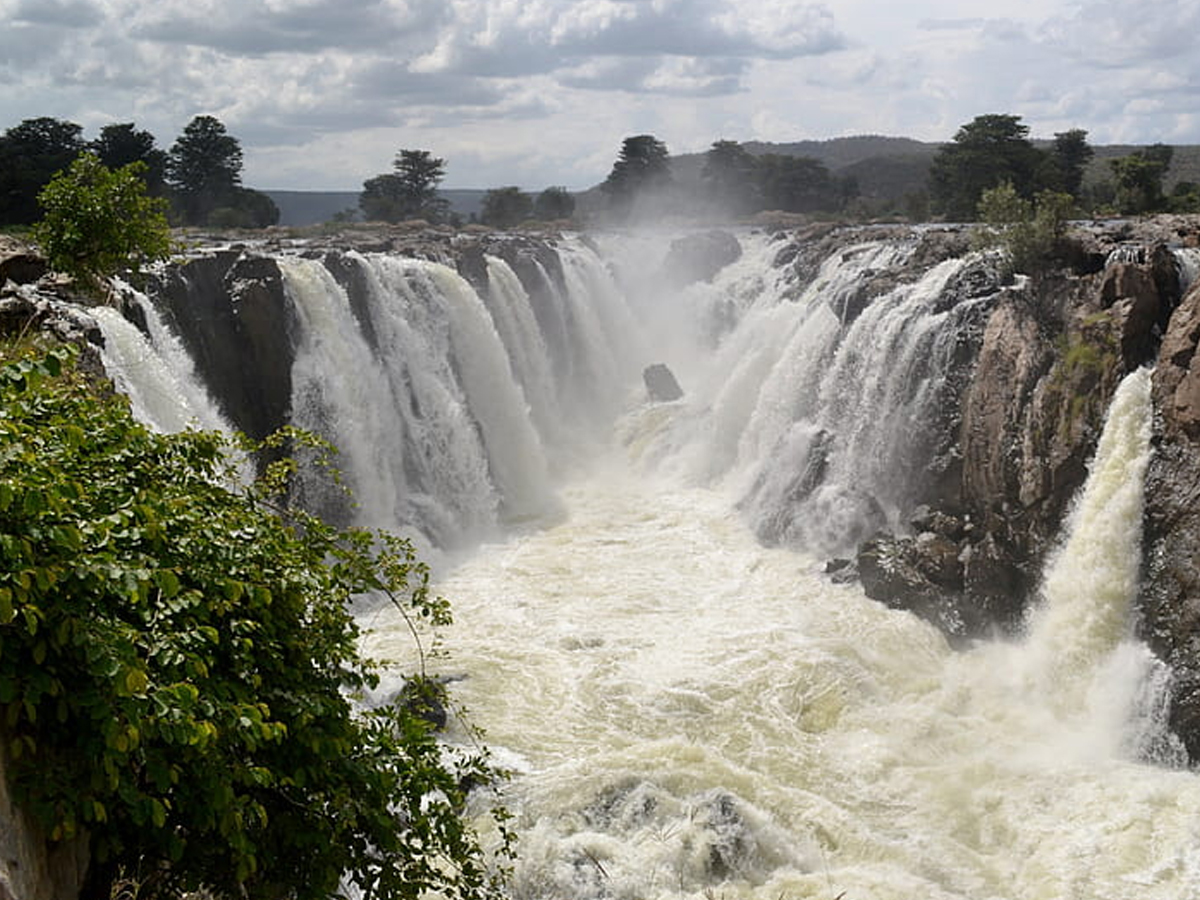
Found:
[2,0,1198,191]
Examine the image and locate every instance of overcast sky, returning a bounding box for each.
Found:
[2,0,1197,190]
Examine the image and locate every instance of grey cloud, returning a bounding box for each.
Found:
[351,62,508,108]
[1042,0,1200,68]
[132,0,447,56]
[428,0,843,89]
[13,0,104,28]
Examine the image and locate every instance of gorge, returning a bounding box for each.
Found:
[8,216,1200,898]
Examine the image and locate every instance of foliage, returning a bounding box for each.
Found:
[91,124,168,197]
[166,116,245,226]
[1049,129,1094,198]
[0,347,512,899]
[360,150,449,224]
[32,153,173,298]
[0,117,86,225]
[480,187,533,228]
[702,140,759,214]
[601,134,671,218]
[929,114,1046,220]
[532,186,575,221]
[973,182,1075,276]
[1110,144,1174,214]
[754,153,843,214]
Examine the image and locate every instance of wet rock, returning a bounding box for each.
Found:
[0,238,47,286]
[1143,276,1200,759]
[857,533,974,639]
[662,230,742,286]
[643,362,683,402]
[147,251,293,440]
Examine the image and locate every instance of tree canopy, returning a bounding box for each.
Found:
[91,123,167,196]
[360,150,449,224]
[532,186,575,221]
[32,153,173,298]
[0,346,511,899]
[166,116,244,225]
[601,135,672,218]
[480,186,532,228]
[1110,144,1174,214]
[0,118,86,225]
[929,114,1046,220]
[702,140,759,214]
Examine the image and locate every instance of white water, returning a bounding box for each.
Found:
[361,367,1200,900]
[97,233,1200,900]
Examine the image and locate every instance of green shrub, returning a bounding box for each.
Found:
[32,153,172,299]
[0,346,511,899]
[973,182,1074,276]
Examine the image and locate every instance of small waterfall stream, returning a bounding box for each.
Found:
[95,230,1200,900]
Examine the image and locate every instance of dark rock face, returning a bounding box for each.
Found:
[146,251,294,440]
[662,230,742,287]
[1143,277,1200,759]
[837,218,1200,757]
[643,362,683,402]
[0,237,48,285]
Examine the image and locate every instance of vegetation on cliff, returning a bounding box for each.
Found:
[32,153,173,299]
[0,344,510,899]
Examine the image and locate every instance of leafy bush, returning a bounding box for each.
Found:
[973,182,1074,276]
[0,346,511,899]
[32,153,173,299]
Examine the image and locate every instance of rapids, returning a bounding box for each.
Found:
[98,230,1200,900]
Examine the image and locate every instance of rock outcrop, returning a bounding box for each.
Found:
[643,363,683,402]
[1143,276,1200,757]
[661,230,742,287]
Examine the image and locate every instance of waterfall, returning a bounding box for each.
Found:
[91,290,233,435]
[100,229,1200,900]
[1019,367,1185,761]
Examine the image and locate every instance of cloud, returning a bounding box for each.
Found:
[12,0,104,27]
[128,0,446,56]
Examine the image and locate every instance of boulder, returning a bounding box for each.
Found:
[662,230,742,287]
[643,363,683,402]
[0,238,47,286]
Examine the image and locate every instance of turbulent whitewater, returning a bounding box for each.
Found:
[101,229,1200,900]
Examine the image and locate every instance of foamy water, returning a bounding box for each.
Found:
[360,371,1200,900]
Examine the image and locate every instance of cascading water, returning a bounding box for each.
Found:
[89,291,233,435]
[96,230,1200,900]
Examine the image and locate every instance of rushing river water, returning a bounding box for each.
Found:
[99,230,1200,900]
[359,368,1200,900]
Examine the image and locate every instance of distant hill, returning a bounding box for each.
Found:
[264,189,488,227]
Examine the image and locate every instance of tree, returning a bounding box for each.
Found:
[0,346,512,900]
[928,114,1044,221]
[600,134,671,219]
[973,181,1075,276]
[207,187,280,229]
[1049,129,1094,199]
[480,186,533,228]
[1110,144,1173,214]
[0,117,85,225]
[166,115,244,225]
[532,186,575,221]
[702,140,760,215]
[360,150,449,223]
[755,154,838,213]
[91,123,168,196]
[32,153,172,298]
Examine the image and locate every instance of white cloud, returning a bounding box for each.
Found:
[1,0,1197,190]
